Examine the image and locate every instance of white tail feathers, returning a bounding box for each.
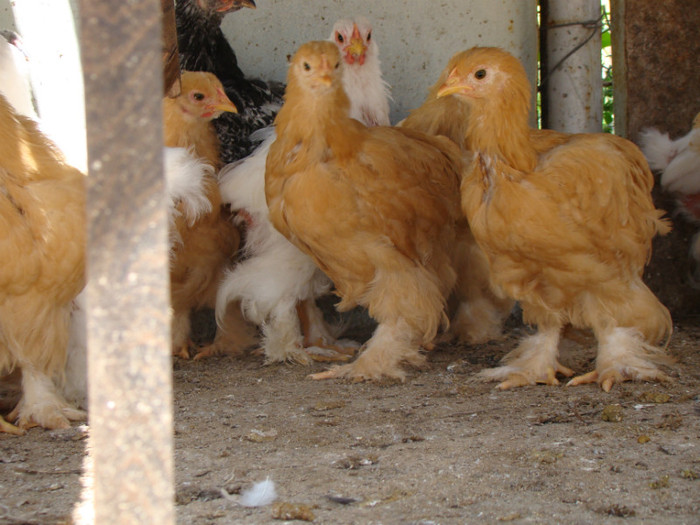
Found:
[163,147,213,245]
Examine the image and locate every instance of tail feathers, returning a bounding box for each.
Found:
[660,145,700,195]
[638,127,686,172]
[163,147,213,229]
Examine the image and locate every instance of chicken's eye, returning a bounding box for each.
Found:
[303,62,311,71]
[193,92,205,101]
[475,69,487,80]
[366,31,371,42]
[336,33,344,44]
[335,61,340,69]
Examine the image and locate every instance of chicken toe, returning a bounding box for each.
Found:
[0,415,25,436]
[480,328,572,388]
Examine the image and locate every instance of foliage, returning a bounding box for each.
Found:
[601,3,614,133]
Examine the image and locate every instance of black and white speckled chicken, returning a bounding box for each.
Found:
[175,0,284,163]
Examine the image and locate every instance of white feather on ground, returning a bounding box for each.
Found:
[215,16,391,364]
[237,478,277,507]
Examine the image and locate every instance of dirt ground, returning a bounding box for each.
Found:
[0,311,698,525]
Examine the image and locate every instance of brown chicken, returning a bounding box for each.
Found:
[265,41,463,381]
[401,70,514,345]
[163,70,256,359]
[436,47,672,391]
[0,93,86,433]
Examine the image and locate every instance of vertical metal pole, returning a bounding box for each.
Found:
[544,0,602,132]
[79,0,174,523]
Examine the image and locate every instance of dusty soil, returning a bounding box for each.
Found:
[0,312,699,525]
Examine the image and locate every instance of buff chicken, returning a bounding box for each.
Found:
[0,93,86,434]
[265,41,464,381]
[435,46,672,391]
[216,17,391,364]
[163,70,257,359]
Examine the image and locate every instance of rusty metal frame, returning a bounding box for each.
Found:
[79,0,175,521]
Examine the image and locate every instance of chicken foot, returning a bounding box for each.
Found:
[296,299,359,362]
[0,415,25,436]
[567,326,670,392]
[8,368,85,430]
[310,322,426,382]
[479,326,574,389]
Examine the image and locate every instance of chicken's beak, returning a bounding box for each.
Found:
[436,68,470,98]
[317,75,333,87]
[314,57,335,87]
[344,24,367,65]
[216,0,256,13]
[212,89,238,114]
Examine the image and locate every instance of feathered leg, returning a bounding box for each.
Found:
[8,366,86,430]
[310,320,425,381]
[171,308,193,359]
[447,226,513,344]
[296,299,358,362]
[568,327,671,392]
[479,325,573,389]
[260,297,311,365]
[193,301,258,360]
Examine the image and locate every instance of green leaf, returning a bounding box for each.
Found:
[601,31,611,49]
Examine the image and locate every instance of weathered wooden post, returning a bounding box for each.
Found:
[79,0,175,522]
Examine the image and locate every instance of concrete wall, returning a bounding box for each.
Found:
[221,0,538,123]
[0,0,539,124]
[0,1,538,125]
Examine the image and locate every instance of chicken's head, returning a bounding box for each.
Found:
[288,41,343,95]
[330,16,375,66]
[435,47,529,107]
[178,71,238,120]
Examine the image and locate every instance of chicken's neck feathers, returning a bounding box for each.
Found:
[342,49,391,127]
[468,97,536,179]
[275,83,359,160]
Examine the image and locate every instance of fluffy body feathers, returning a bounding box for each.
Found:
[265,42,463,381]
[0,93,86,433]
[437,47,672,391]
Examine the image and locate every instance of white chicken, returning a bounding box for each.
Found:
[216,16,391,364]
[639,112,700,276]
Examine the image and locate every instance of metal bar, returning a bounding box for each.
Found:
[543,0,602,132]
[79,0,175,522]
